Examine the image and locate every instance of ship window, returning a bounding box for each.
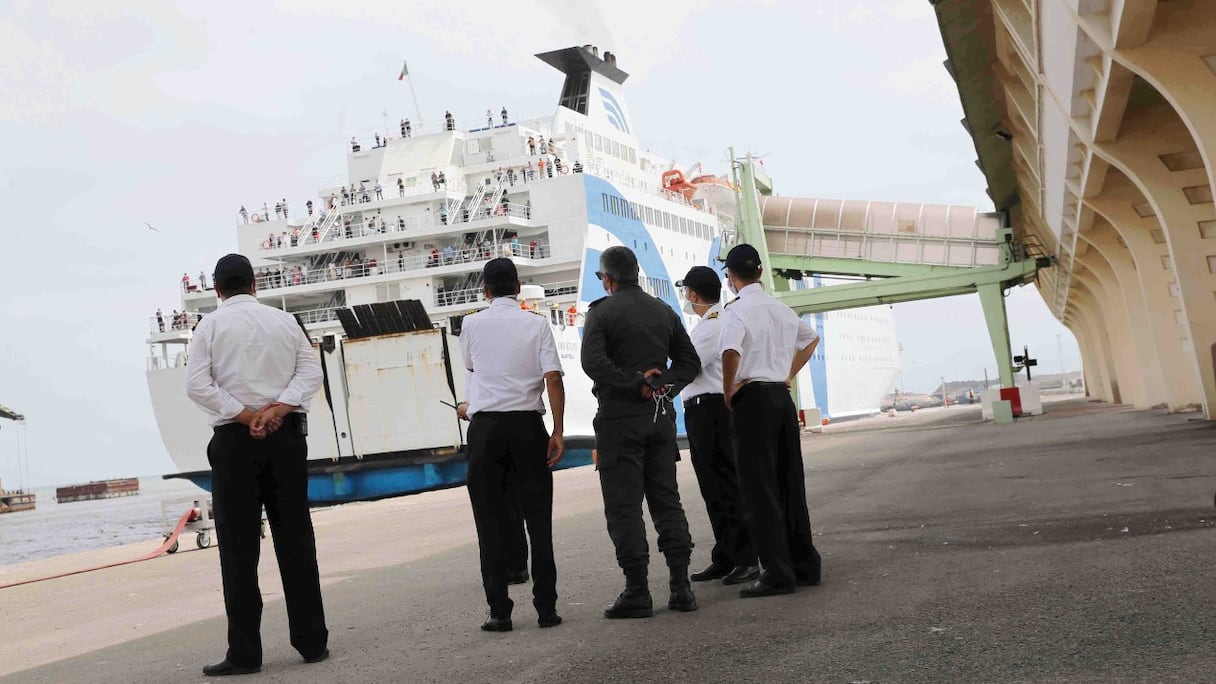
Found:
[602,193,609,212]
[595,134,603,151]
[585,131,594,148]
[612,141,620,157]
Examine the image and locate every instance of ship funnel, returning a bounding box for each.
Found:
[591,45,599,58]
[604,51,616,66]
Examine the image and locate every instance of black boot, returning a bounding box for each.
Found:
[667,565,698,612]
[604,569,653,619]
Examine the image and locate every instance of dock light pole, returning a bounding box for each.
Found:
[941,376,947,407]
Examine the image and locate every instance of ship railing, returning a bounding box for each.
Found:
[147,352,189,371]
[293,306,343,325]
[149,311,203,335]
[256,241,553,292]
[345,114,551,147]
[432,276,575,309]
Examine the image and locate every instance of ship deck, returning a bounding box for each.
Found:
[3,399,1215,682]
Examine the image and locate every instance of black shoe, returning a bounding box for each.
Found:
[202,660,261,677]
[507,570,530,585]
[739,580,796,598]
[538,613,563,628]
[722,565,760,586]
[667,566,698,612]
[303,648,330,664]
[690,561,731,582]
[603,588,653,619]
[481,615,513,632]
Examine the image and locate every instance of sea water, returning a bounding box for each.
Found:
[0,477,206,566]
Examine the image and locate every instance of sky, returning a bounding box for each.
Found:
[0,0,1079,486]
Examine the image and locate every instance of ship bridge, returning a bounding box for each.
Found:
[723,156,1050,394]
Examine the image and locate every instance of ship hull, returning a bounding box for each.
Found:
[170,445,596,505]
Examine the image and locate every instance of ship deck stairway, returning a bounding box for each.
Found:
[723,155,1052,390]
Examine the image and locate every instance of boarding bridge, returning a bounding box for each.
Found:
[724,156,1051,392]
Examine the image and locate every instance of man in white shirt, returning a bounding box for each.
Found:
[185,253,329,676]
[718,244,822,599]
[676,266,758,588]
[457,258,566,632]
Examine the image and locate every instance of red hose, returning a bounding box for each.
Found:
[0,508,199,590]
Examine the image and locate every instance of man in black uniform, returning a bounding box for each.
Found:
[719,244,822,598]
[185,254,329,676]
[581,246,701,618]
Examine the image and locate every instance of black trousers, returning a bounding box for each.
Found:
[684,395,755,567]
[207,421,327,666]
[594,413,693,575]
[730,383,820,588]
[466,411,557,617]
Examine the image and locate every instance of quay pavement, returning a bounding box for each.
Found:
[2,398,1215,683]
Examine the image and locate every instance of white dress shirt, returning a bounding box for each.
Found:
[718,283,819,384]
[460,296,563,417]
[681,302,726,398]
[185,294,323,426]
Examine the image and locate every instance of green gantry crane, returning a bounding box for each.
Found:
[722,152,1051,390]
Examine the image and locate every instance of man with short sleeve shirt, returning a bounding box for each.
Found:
[185,253,329,676]
[676,266,758,587]
[458,258,566,632]
[718,244,823,598]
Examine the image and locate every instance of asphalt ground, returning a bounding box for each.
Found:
[3,398,1215,683]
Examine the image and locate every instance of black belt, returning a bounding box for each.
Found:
[685,393,723,407]
[737,381,788,394]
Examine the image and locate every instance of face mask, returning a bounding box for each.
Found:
[682,299,697,316]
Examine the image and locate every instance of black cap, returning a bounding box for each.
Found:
[724,243,762,272]
[483,257,518,286]
[213,253,254,292]
[676,266,720,299]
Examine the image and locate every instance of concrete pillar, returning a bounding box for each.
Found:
[1075,238,1164,406]
[1069,288,1119,403]
[1078,223,1170,407]
[1072,268,1141,405]
[1064,317,1098,400]
[1086,178,1206,408]
[1091,101,1216,418]
[1070,309,1112,403]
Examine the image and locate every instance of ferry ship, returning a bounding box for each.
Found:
[145,46,901,503]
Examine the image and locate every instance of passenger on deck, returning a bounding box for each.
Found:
[501,107,508,126]
[351,136,360,152]
[182,273,191,291]
[528,136,537,155]
[156,308,164,332]
[486,109,493,129]
[431,171,440,191]
[274,202,282,219]
[398,177,405,197]
[375,182,383,200]
[573,160,583,173]
[199,271,208,290]
[526,161,535,181]
[437,171,446,188]
[486,151,495,163]
[375,133,381,147]
[538,158,546,178]
[306,200,313,216]
[445,110,454,131]
[239,205,249,224]
[282,199,289,220]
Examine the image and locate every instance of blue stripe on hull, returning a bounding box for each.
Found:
[185,449,597,505]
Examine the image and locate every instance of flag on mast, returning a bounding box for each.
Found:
[398,60,409,81]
